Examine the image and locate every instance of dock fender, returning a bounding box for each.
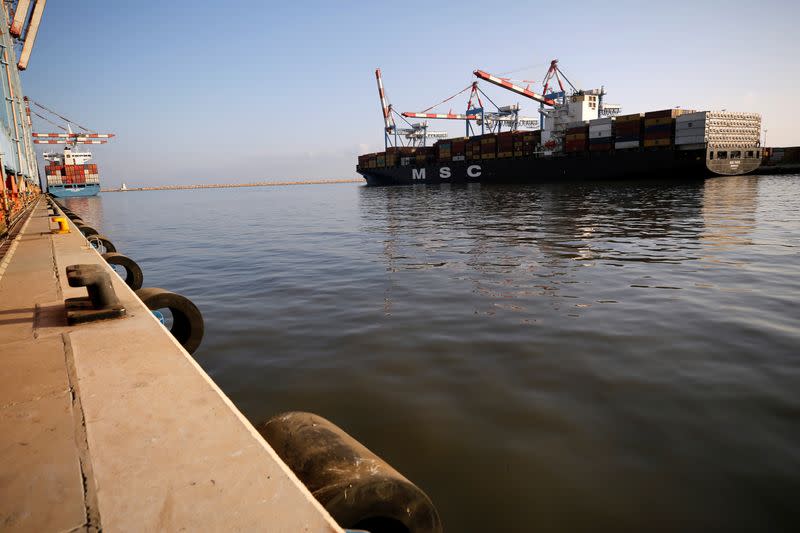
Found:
[87,234,117,253]
[134,288,204,354]
[259,411,442,533]
[78,225,99,237]
[102,252,143,290]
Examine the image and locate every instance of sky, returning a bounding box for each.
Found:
[19,0,800,187]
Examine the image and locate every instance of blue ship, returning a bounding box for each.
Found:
[47,183,101,198]
[43,146,102,198]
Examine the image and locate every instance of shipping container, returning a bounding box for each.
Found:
[589,143,613,152]
[615,113,644,123]
[644,138,672,148]
[614,140,641,150]
[644,109,694,119]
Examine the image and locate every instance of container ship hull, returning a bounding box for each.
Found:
[44,150,102,197]
[47,183,100,198]
[358,147,762,187]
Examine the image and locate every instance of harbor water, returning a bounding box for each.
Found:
[64,174,800,532]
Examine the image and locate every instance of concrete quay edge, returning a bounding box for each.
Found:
[0,197,343,532]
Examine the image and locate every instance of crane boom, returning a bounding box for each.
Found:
[402,112,479,120]
[33,139,108,144]
[375,68,395,133]
[10,0,32,36]
[33,133,114,138]
[474,69,556,106]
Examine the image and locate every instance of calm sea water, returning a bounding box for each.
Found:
[65,175,800,532]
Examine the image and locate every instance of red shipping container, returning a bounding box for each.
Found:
[589,143,613,152]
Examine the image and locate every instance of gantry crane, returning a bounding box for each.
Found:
[27,99,115,167]
[473,60,621,151]
[374,69,446,149]
[401,81,539,137]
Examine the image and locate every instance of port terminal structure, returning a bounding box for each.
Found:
[1,197,345,531]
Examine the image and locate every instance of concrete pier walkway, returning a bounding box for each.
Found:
[0,198,342,532]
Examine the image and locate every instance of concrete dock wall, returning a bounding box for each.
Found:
[0,197,343,532]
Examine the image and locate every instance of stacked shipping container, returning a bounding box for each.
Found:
[589,117,614,152]
[565,123,589,153]
[46,164,100,186]
[643,109,694,148]
[480,134,496,160]
[356,106,762,173]
[497,131,515,158]
[614,113,643,150]
[675,112,761,149]
[515,131,540,156]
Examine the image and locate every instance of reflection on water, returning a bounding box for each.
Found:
[701,175,758,249]
[66,176,800,532]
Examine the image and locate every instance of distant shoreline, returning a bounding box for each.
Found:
[100,178,363,192]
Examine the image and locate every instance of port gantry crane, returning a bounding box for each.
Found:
[375,68,446,150]
[401,81,539,137]
[27,98,115,166]
[474,59,620,151]
[28,99,115,146]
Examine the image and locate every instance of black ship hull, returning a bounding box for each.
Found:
[357,148,761,186]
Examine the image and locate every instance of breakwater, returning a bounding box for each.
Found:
[101,178,361,192]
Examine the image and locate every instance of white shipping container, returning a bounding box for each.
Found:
[615,140,640,149]
[589,117,614,126]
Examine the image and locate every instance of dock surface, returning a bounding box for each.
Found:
[0,198,342,532]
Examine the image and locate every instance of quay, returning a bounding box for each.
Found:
[0,198,343,531]
[101,178,362,193]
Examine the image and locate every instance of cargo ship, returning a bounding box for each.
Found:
[43,146,101,197]
[357,63,762,186]
[30,104,114,198]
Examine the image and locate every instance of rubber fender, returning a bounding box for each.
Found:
[87,234,116,253]
[78,225,99,237]
[102,252,143,290]
[259,412,442,533]
[135,287,204,354]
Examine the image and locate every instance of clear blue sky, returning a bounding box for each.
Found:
[20,0,799,186]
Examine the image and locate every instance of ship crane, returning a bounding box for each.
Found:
[374,69,446,148]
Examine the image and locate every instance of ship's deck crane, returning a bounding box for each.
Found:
[374,69,446,148]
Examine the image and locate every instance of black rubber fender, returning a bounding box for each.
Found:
[259,412,442,533]
[78,225,99,237]
[135,287,204,354]
[102,252,143,290]
[87,234,117,253]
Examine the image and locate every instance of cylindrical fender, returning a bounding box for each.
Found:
[78,224,99,237]
[135,287,204,354]
[102,252,143,290]
[87,234,116,253]
[259,412,442,533]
